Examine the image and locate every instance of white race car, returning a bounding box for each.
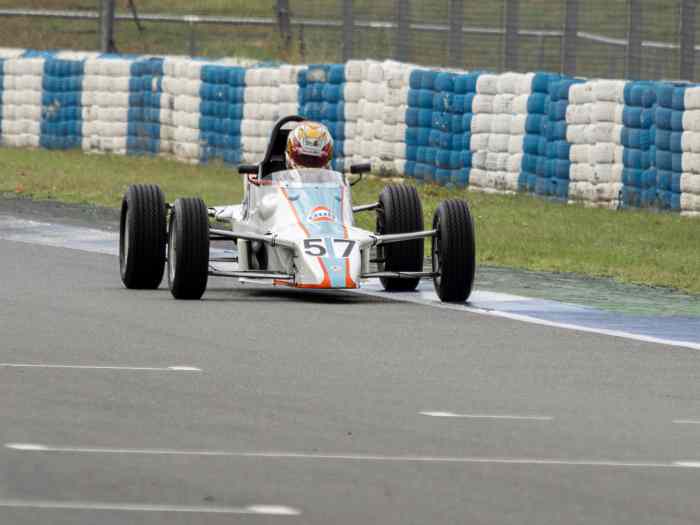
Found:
[119,116,476,302]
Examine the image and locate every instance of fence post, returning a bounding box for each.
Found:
[448,0,464,68]
[277,0,292,51]
[342,0,354,62]
[188,20,196,56]
[99,0,116,53]
[396,0,410,63]
[537,34,545,69]
[627,0,642,79]
[562,0,578,75]
[504,0,520,71]
[680,0,696,81]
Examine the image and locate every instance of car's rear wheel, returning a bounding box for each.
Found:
[376,184,424,291]
[168,197,210,300]
[119,184,166,289]
[431,199,476,303]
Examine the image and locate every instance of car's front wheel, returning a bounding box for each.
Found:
[431,199,476,303]
[119,184,166,289]
[167,197,210,300]
[376,184,424,292]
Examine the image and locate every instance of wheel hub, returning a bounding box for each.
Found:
[168,220,177,283]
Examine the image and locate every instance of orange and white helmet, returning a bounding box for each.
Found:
[285,121,334,169]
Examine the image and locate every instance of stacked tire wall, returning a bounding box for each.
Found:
[654,84,700,216]
[520,73,561,194]
[468,72,534,194]
[1,50,45,148]
[567,80,626,208]
[298,64,345,170]
[1,47,699,216]
[679,87,700,215]
[621,81,656,208]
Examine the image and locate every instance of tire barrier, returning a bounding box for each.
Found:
[622,81,656,208]
[679,87,700,216]
[655,84,681,212]
[82,56,131,154]
[542,78,583,200]
[567,80,626,208]
[474,73,538,193]
[344,60,412,177]
[405,68,477,186]
[299,64,345,170]
[127,57,164,155]
[520,73,562,194]
[1,47,700,216]
[654,84,700,216]
[1,52,44,148]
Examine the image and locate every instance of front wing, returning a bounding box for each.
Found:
[206,227,438,288]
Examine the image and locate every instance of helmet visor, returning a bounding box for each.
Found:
[293,152,330,169]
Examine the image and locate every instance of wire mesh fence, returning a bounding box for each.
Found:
[0,0,698,81]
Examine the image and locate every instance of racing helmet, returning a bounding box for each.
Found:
[285,121,334,170]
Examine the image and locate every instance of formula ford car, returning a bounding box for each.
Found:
[119,115,476,303]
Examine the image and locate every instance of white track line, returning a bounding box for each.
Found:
[354,285,700,351]
[0,499,299,515]
[5,443,699,470]
[675,461,700,468]
[0,364,201,372]
[420,411,553,421]
[464,306,700,351]
[673,420,700,425]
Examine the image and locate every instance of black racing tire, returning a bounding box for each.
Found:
[167,197,210,300]
[119,184,166,289]
[431,199,476,303]
[376,184,424,291]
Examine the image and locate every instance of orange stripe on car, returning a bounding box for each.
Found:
[344,258,357,289]
[280,187,309,237]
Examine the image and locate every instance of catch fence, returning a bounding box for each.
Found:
[0,1,699,81]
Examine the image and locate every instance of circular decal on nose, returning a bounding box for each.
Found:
[308,206,334,222]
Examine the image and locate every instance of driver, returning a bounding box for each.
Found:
[285,121,334,170]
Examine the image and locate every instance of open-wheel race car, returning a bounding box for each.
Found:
[119,115,476,303]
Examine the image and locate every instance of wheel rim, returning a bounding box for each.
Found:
[123,208,130,262]
[432,216,442,288]
[376,203,385,271]
[119,206,130,277]
[168,218,177,283]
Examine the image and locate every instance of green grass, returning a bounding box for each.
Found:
[0,1,695,79]
[1,146,699,294]
[0,148,238,207]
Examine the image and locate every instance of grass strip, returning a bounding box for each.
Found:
[1,147,698,293]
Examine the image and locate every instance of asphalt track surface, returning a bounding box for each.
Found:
[1,205,700,524]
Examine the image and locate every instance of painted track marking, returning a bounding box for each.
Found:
[354,283,700,351]
[0,499,299,515]
[673,420,700,425]
[420,411,553,421]
[0,364,201,372]
[6,443,700,470]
